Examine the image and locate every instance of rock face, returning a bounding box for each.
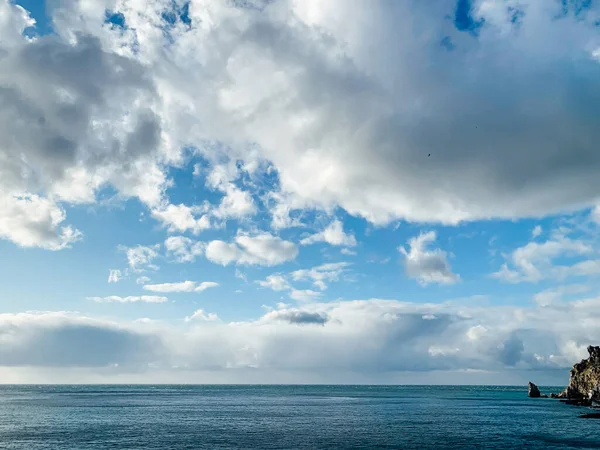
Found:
[528,381,541,398]
[553,345,600,405]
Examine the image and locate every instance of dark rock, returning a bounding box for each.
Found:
[580,412,600,419]
[528,381,541,398]
[558,345,600,403]
[540,394,548,398]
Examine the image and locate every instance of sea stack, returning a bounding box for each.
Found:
[528,381,541,398]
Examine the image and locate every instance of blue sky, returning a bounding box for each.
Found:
[1,0,600,383]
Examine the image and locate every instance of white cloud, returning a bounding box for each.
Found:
[400,232,459,286]
[143,281,219,293]
[257,263,350,301]
[533,284,591,308]
[125,245,160,272]
[257,274,291,291]
[532,225,542,238]
[289,289,323,303]
[492,237,600,283]
[185,309,219,322]
[108,270,122,283]
[268,192,305,230]
[136,276,151,285]
[213,184,257,219]
[206,232,298,266]
[291,262,351,291]
[143,281,196,293]
[0,192,82,250]
[196,281,220,292]
[87,296,168,303]
[592,206,600,224]
[235,269,249,283]
[300,220,357,247]
[151,204,211,234]
[341,248,357,256]
[164,236,205,263]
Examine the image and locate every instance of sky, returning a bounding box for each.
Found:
[0,0,600,384]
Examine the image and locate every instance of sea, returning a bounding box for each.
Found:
[0,385,598,449]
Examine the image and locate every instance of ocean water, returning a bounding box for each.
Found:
[0,385,598,449]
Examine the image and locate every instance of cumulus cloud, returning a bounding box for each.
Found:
[532,225,543,238]
[291,262,351,291]
[151,204,211,234]
[205,232,298,266]
[143,281,196,293]
[289,289,323,303]
[492,236,600,283]
[164,236,205,263]
[136,276,151,285]
[257,263,350,301]
[87,296,168,303]
[400,232,459,286]
[108,269,122,283]
[256,274,291,291]
[184,309,219,322]
[143,281,219,293]
[533,284,591,308]
[213,184,257,219]
[300,220,357,247]
[0,6,170,249]
[196,281,220,292]
[0,193,82,250]
[124,245,160,272]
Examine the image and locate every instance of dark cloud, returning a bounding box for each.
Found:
[0,33,158,187]
[0,17,166,247]
[496,333,525,367]
[269,310,330,326]
[0,318,163,368]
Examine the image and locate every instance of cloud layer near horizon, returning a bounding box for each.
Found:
[2,291,600,382]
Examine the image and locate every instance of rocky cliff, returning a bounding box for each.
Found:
[554,345,600,404]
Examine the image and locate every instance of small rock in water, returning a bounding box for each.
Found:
[528,381,541,398]
[580,412,600,419]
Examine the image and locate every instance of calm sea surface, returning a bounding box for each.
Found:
[0,385,598,449]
